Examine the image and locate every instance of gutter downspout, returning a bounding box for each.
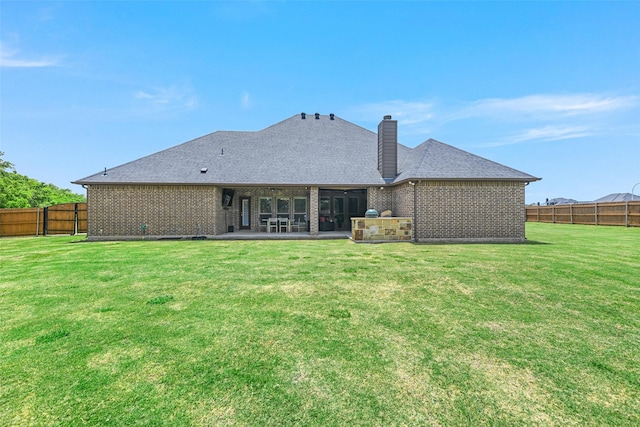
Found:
[413,181,419,242]
[82,185,89,237]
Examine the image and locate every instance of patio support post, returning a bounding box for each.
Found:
[310,187,319,236]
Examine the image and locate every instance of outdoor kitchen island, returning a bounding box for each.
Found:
[351,217,413,242]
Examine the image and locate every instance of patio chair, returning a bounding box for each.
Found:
[292,219,307,232]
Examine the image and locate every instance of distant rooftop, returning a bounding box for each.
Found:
[543,192,639,205]
[594,193,639,203]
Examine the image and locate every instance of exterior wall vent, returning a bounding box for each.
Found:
[378,115,398,180]
[315,112,320,120]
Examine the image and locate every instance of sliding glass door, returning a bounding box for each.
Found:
[318,189,367,231]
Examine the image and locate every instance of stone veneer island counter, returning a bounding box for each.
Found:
[351,217,413,242]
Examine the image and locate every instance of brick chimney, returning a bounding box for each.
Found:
[378,115,397,181]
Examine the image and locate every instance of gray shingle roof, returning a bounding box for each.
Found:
[74,114,539,186]
[75,115,386,186]
[395,139,539,182]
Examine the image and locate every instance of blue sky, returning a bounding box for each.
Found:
[1,1,639,204]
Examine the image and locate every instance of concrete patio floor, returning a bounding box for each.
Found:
[207,230,352,240]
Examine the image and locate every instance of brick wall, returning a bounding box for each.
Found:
[367,187,393,213]
[392,183,414,217]
[87,184,314,239]
[87,184,220,239]
[87,182,526,241]
[413,181,526,242]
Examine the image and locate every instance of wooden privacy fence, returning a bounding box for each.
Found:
[0,203,87,237]
[526,201,640,227]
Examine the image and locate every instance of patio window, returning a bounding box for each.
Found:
[277,198,290,219]
[259,197,272,226]
[293,197,307,226]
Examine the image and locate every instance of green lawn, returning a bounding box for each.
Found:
[1,223,639,426]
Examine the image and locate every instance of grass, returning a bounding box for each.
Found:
[1,223,639,426]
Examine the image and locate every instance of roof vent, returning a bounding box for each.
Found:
[200,168,208,174]
[383,115,392,120]
[220,148,224,156]
[301,112,306,119]
[315,112,320,120]
[102,167,107,176]
[330,113,335,120]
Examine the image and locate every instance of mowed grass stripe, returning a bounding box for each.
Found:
[1,223,639,426]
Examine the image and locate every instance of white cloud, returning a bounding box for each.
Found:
[0,43,60,68]
[466,93,638,146]
[134,86,198,113]
[356,93,637,128]
[353,100,435,126]
[241,91,252,108]
[353,93,638,147]
[457,93,638,120]
[485,126,593,147]
[513,125,592,143]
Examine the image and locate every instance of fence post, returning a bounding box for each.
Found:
[552,205,555,223]
[595,203,598,226]
[626,201,629,227]
[570,204,573,224]
[74,203,79,235]
[43,207,49,236]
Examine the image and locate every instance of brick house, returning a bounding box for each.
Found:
[73,113,540,242]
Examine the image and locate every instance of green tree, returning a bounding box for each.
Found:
[0,151,86,208]
[0,151,15,172]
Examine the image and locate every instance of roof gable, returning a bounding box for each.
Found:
[395,139,539,182]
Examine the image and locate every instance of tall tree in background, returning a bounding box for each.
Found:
[0,151,15,172]
[0,151,86,208]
